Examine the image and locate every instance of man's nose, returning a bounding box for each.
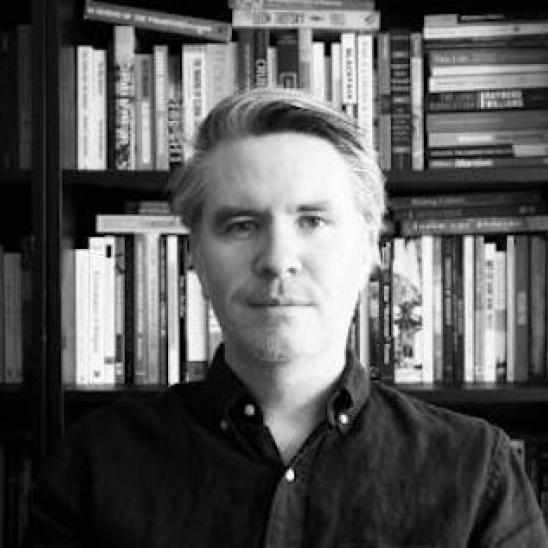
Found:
[252,221,302,279]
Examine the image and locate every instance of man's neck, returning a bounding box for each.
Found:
[224,344,346,462]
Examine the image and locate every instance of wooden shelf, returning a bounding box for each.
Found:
[64,384,166,405]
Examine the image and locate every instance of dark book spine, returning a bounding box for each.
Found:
[178,235,188,382]
[452,236,464,385]
[253,28,270,88]
[276,30,299,88]
[237,29,254,92]
[442,235,454,384]
[123,235,134,385]
[390,29,412,170]
[380,239,394,383]
[159,235,168,385]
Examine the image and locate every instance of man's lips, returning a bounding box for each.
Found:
[246,297,313,307]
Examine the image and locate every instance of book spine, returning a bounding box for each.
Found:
[427,110,548,132]
[423,20,548,41]
[312,41,327,101]
[159,236,168,385]
[514,235,530,382]
[185,268,208,381]
[230,0,377,9]
[182,44,207,162]
[74,249,90,385]
[110,25,136,170]
[473,236,485,383]
[166,235,180,385]
[102,236,116,385]
[123,236,134,385]
[377,32,391,171]
[88,236,106,384]
[144,233,160,384]
[231,8,380,30]
[329,41,342,109]
[428,129,548,147]
[178,236,188,382]
[390,29,411,170]
[426,88,548,112]
[429,47,548,67]
[428,157,548,168]
[205,42,237,110]
[463,235,475,383]
[494,244,507,382]
[380,239,394,383]
[428,72,548,93]
[237,29,254,91]
[341,32,357,116]
[153,45,169,170]
[298,28,313,93]
[77,45,94,170]
[167,53,184,167]
[133,234,147,384]
[427,143,548,159]
[356,33,374,153]
[93,48,107,170]
[114,236,125,385]
[276,30,299,88]
[432,236,444,382]
[84,0,232,41]
[410,31,424,170]
[441,235,454,384]
[421,235,434,383]
[3,253,22,384]
[253,28,270,88]
[529,234,546,380]
[135,53,154,170]
[483,241,497,383]
[452,236,464,385]
[506,235,516,383]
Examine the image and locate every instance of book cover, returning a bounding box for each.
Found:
[84,0,232,42]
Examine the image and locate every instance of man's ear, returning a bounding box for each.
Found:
[189,233,210,299]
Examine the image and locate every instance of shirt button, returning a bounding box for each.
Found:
[338,413,349,425]
[243,403,256,417]
[285,468,296,482]
[219,419,229,432]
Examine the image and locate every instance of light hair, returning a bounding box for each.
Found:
[168,87,386,238]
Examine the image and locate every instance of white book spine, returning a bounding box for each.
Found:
[182,44,207,162]
[421,235,434,384]
[185,269,208,362]
[506,235,516,383]
[410,32,424,171]
[494,248,507,378]
[75,248,91,386]
[482,241,497,383]
[166,235,180,385]
[153,45,169,170]
[428,72,548,93]
[330,41,341,109]
[356,32,374,153]
[311,41,326,100]
[144,233,161,384]
[77,45,94,170]
[88,236,106,384]
[340,32,357,109]
[102,236,116,385]
[463,235,475,383]
[93,48,107,169]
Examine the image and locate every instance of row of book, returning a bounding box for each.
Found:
[422,14,548,170]
[0,243,30,385]
[0,439,32,547]
[365,190,548,386]
[61,213,222,387]
[0,24,32,172]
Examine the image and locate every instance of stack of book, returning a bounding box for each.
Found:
[423,13,548,169]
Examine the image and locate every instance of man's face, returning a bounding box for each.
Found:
[192,132,373,365]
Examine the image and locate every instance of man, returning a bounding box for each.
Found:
[28,88,547,547]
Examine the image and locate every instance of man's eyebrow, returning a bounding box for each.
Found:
[297,201,333,212]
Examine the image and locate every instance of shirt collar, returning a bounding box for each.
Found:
[204,344,370,433]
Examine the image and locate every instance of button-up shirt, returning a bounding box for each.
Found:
[27,346,548,547]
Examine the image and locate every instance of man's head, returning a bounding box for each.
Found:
[169,88,385,368]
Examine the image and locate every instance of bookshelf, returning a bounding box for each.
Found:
[1,0,545,540]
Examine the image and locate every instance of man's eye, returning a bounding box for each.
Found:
[224,219,258,236]
[298,215,328,230]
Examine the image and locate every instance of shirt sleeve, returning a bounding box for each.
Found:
[24,425,89,548]
[471,428,548,547]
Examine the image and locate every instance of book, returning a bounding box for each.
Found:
[392,237,424,384]
[229,0,376,9]
[74,248,91,385]
[427,143,548,159]
[153,45,169,171]
[114,236,126,384]
[3,253,22,384]
[356,32,375,154]
[298,28,313,93]
[341,32,358,115]
[493,243,507,382]
[462,235,475,383]
[231,8,380,30]
[135,53,154,170]
[185,268,208,381]
[427,129,548,147]
[205,42,237,110]
[410,31,424,170]
[96,214,188,234]
[84,0,232,42]
[428,157,548,168]
[253,29,271,88]
[166,235,180,385]
[506,235,516,383]
[275,30,299,88]
[167,53,184,167]
[110,25,136,170]
[377,31,391,170]
[428,72,548,93]
[441,236,454,383]
[529,234,546,380]
[428,47,548,68]
[76,45,95,170]
[399,214,548,236]
[423,17,548,40]
[426,88,548,112]
[514,235,530,382]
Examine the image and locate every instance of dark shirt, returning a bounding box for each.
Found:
[27,347,547,547]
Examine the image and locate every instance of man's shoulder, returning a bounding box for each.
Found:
[367,380,505,451]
